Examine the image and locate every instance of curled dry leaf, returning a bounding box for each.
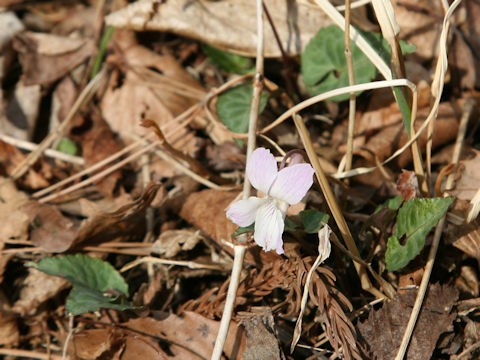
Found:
[12,32,96,85]
[105,0,332,58]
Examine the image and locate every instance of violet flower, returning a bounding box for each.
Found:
[226,148,314,254]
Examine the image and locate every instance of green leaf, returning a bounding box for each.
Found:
[300,209,329,234]
[91,25,115,79]
[233,224,254,237]
[217,85,268,145]
[284,217,299,231]
[203,45,254,74]
[29,254,133,315]
[31,254,128,295]
[375,195,403,214]
[385,197,454,271]
[301,26,415,102]
[56,138,78,156]
[66,287,132,315]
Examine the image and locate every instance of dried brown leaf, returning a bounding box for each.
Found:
[239,307,285,360]
[358,102,459,168]
[124,312,244,359]
[152,229,202,258]
[453,149,480,202]
[105,0,332,58]
[72,328,121,360]
[393,0,444,60]
[1,81,41,141]
[80,113,124,198]
[73,181,163,248]
[0,177,30,242]
[453,228,480,260]
[0,289,19,346]
[397,170,419,201]
[180,189,237,248]
[13,32,95,85]
[12,268,69,316]
[456,266,479,297]
[121,334,168,360]
[357,283,458,360]
[20,201,78,253]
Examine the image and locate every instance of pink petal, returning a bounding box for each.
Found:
[269,163,314,205]
[254,200,285,254]
[246,148,278,194]
[226,197,267,227]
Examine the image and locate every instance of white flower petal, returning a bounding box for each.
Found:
[246,148,278,194]
[269,163,314,204]
[254,200,285,254]
[226,197,267,227]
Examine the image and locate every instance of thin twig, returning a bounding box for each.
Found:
[119,256,226,273]
[0,349,66,360]
[211,1,265,358]
[33,103,200,199]
[0,134,84,165]
[344,0,356,177]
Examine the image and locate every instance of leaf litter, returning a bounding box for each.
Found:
[0,0,480,359]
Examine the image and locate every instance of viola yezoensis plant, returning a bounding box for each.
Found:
[226,148,314,254]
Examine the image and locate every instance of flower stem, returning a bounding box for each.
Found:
[211,0,265,358]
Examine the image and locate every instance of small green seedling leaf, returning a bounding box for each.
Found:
[301,25,415,101]
[385,197,454,271]
[300,209,330,234]
[203,45,254,74]
[217,85,268,145]
[233,224,254,237]
[56,138,78,156]
[29,254,132,315]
